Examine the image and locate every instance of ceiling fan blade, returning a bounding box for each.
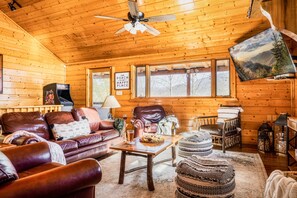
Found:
[144,14,176,22]
[143,24,160,36]
[115,27,126,35]
[95,15,129,21]
[128,0,139,17]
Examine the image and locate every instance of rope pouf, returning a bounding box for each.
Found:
[175,155,236,198]
[178,132,213,157]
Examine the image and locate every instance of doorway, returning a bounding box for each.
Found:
[88,68,111,119]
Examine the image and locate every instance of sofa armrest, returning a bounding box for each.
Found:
[99,120,114,130]
[0,159,102,198]
[222,117,239,135]
[11,136,40,145]
[2,142,51,172]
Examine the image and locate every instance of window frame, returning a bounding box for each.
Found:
[134,59,233,98]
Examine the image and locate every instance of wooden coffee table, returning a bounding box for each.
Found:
[110,135,182,191]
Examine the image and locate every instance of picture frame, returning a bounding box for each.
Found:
[114,72,130,90]
[229,28,296,81]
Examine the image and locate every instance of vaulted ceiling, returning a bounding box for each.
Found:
[0,0,269,64]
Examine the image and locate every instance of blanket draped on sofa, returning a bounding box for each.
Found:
[157,115,179,135]
[264,170,297,198]
[3,131,66,165]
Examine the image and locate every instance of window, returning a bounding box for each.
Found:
[150,65,187,97]
[135,59,230,97]
[88,68,111,120]
[91,70,110,105]
[216,59,230,96]
[190,61,211,97]
[136,66,146,97]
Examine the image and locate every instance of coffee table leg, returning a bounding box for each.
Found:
[119,151,126,184]
[172,145,176,167]
[147,154,154,191]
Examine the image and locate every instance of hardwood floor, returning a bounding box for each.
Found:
[222,144,288,176]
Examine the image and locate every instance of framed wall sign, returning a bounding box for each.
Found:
[115,72,130,90]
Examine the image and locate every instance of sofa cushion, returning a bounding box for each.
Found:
[133,105,166,123]
[51,120,91,140]
[18,162,62,179]
[200,124,222,135]
[95,129,120,141]
[1,112,50,140]
[45,111,75,126]
[72,107,101,131]
[54,140,78,153]
[200,124,237,136]
[0,152,19,185]
[71,133,103,147]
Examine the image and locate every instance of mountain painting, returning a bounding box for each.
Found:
[229,28,296,81]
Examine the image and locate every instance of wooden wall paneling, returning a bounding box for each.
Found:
[285,0,297,34]
[238,78,294,144]
[0,11,65,107]
[66,47,295,145]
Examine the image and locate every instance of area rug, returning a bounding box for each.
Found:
[96,149,267,198]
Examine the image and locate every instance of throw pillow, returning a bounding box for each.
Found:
[0,152,19,185]
[51,119,91,140]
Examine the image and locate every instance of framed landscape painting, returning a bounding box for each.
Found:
[229,28,296,81]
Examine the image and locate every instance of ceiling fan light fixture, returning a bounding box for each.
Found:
[95,0,176,36]
[124,23,133,31]
[129,28,137,35]
[135,22,147,33]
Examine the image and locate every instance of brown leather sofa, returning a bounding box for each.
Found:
[0,142,102,198]
[1,107,122,163]
[131,105,167,137]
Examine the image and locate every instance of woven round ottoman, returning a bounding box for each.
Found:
[175,155,235,198]
[178,131,213,157]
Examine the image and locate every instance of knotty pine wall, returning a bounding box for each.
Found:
[66,52,294,145]
[0,11,65,106]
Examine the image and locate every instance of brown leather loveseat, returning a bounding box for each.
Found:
[0,142,102,198]
[1,107,122,163]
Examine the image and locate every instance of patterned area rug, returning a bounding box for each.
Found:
[96,149,267,198]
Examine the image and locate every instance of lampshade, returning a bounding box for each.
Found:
[102,95,121,108]
[274,113,288,126]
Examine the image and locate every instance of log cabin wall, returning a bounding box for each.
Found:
[0,11,65,106]
[261,0,297,117]
[66,52,293,145]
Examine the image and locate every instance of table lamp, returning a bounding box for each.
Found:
[102,95,121,119]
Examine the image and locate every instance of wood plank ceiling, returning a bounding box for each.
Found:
[0,0,269,64]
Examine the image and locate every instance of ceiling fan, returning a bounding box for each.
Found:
[95,0,176,36]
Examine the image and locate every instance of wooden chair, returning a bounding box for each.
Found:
[194,106,243,153]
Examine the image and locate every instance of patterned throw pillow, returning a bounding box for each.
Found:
[52,119,91,140]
